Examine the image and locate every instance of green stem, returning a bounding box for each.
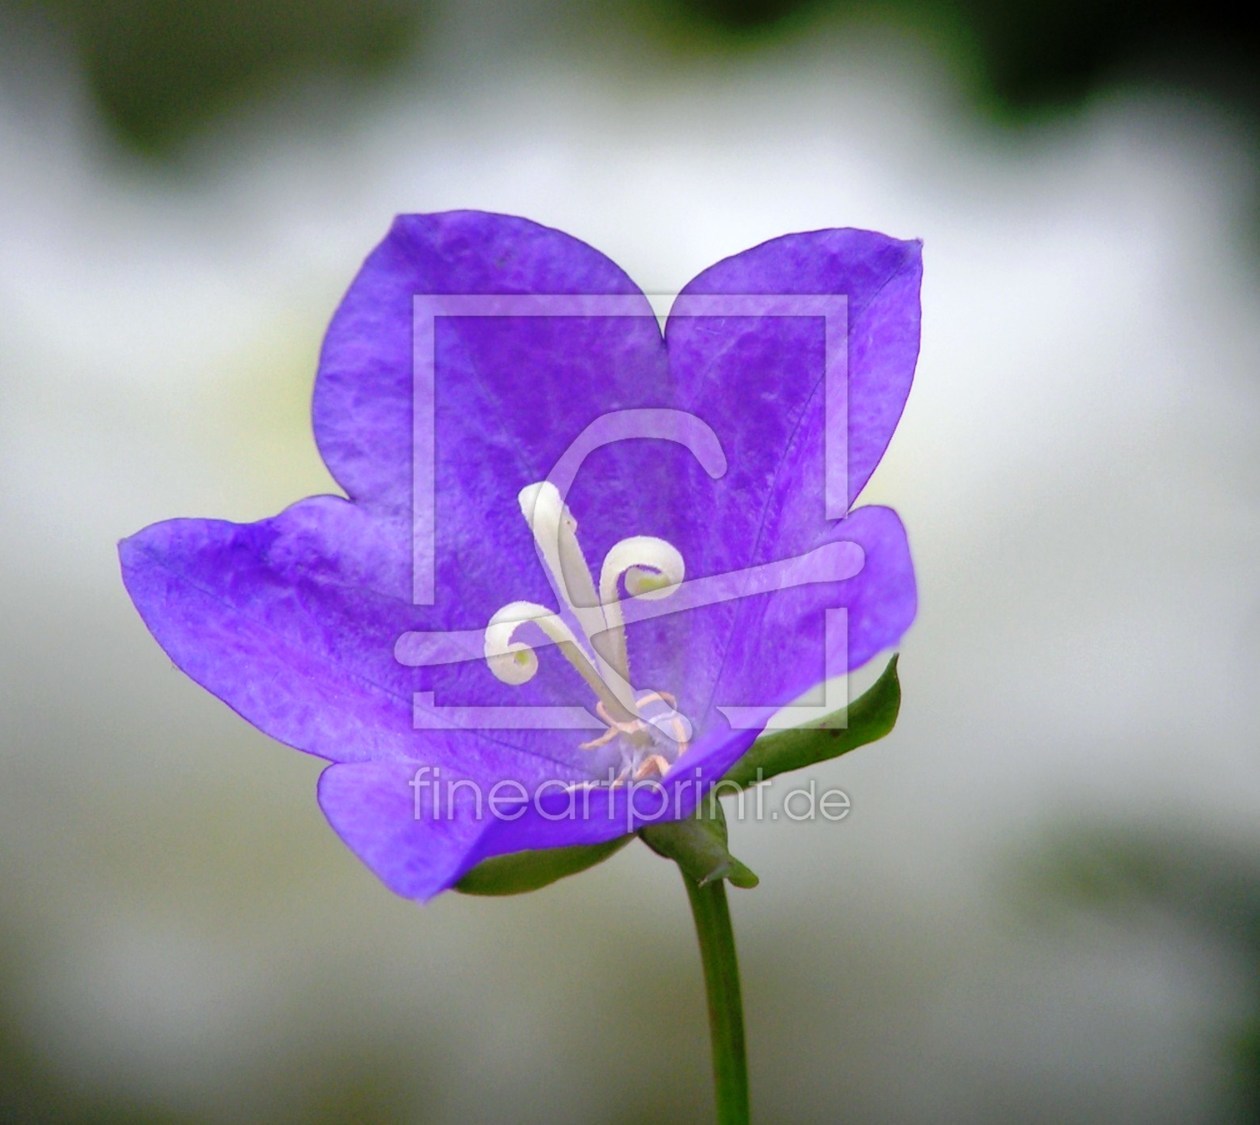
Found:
[683,873,750,1124]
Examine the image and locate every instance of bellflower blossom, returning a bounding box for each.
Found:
[119,211,920,902]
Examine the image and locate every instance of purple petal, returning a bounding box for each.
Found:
[313,211,692,740]
[314,211,668,517]
[322,729,762,901]
[318,760,492,901]
[319,724,760,896]
[668,227,922,527]
[588,228,920,718]
[119,497,592,779]
[706,504,916,725]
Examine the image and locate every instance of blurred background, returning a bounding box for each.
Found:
[2,0,1259,1120]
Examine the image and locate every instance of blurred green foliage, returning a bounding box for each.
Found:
[652,0,1260,116]
[21,0,424,152]
[9,0,1260,154]
[0,925,425,1122]
[0,940,182,1123]
[1021,827,1260,1120]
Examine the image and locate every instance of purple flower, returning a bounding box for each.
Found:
[119,212,920,901]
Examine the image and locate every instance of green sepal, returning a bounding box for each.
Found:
[640,802,759,890]
[719,655,901,792]
[455,834,632,896]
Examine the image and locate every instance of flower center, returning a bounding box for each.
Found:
[483,481,691,781]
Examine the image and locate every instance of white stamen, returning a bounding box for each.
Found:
[597,536,685,682]
[485,484,692,776]
[517,482,601,614]
[484,601,628,721]
[517,482,632,704]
